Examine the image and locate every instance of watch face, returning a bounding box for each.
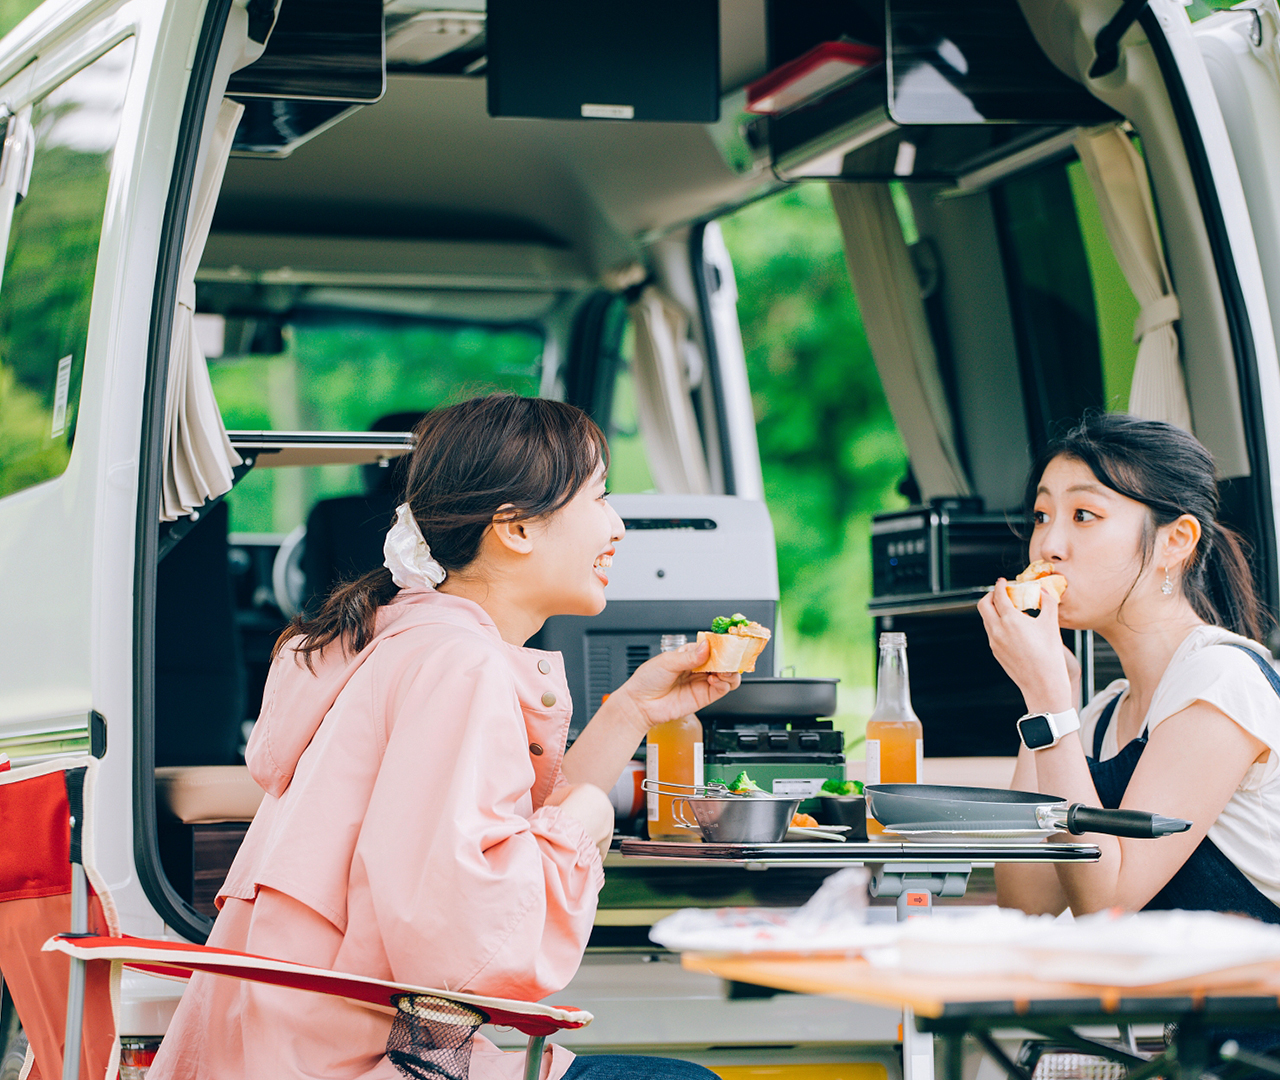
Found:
[1019,714,1055,750]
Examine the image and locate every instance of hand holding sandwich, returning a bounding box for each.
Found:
[562,638,740,793]
[977,570,1077,714]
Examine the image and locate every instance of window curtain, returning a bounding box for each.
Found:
[627,285,713,494]
[829,183,971,500]
[162,98,245,521]
[1074,126,1191,430]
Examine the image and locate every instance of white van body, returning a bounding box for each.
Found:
[2,0,1280,1067]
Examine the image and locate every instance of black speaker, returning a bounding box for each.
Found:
[486,0,720,123]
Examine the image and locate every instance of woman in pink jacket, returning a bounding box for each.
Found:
[151,395,739,1080]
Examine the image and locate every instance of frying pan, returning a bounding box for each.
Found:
[865,784,1192,838]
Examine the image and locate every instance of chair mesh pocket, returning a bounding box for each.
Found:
[386,993,488,1080]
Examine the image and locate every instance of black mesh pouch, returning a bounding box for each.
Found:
[386,993,488,1080]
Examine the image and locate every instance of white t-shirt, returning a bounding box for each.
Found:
[1080,624,1280,905]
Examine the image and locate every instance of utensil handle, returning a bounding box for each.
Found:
[671,798,697,829]
[1065,805,1193,838]
[641,779,703,794]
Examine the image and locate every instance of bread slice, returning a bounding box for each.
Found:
[694,622,771,673]
[1005,563,1068,611]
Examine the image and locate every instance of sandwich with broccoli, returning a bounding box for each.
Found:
[693,613,772,674]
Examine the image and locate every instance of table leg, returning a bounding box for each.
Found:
[903,1007,935,1080]
[972,1030,1033,1080]
[870,864,969,1080]
[939,1031,965,1080]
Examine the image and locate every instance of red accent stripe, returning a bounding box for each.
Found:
[0,772,71,901]
[56,936,590,1038]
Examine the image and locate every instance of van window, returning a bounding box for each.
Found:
[991,159,1107,450]
[720,184,910,736]
[208,313,543,532]
[1066,158,1142,410]
[0,39,134,500]
[992,155,1143,437]
[0,1,42,39]
[602,321,655,493]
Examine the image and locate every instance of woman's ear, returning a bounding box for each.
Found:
[1163,513,1203,571]
[490,506,534,555]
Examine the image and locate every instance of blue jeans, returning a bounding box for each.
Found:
[561,1054,719,1079]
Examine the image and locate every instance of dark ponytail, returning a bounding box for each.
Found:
[1027,412,1267,641]
[275,394,608,668]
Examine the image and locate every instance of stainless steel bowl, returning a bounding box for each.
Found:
[672,794,801,843]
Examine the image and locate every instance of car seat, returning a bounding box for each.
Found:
[299,411,423,615]
[154,500,245,767]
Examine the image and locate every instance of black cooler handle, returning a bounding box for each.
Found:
[1064,804,1192,838]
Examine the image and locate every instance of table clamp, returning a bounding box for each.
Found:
[867,862,971,920]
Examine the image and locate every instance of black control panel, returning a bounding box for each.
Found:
[872,501,1026,598]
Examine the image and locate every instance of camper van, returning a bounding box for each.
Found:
[2,0,1280,1073]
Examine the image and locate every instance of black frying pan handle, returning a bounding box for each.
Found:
[1066,804,1192,838]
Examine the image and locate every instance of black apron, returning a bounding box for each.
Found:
[1087,643,1280,923]
[1087,643,1280,1054]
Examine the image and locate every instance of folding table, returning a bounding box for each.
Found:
[620,837,1102,1080]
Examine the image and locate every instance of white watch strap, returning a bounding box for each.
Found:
[1047,708,1081,737]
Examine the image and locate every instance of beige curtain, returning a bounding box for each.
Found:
[162,99,245,521]
[627,285,713,494]
[829,183,970,500]
[1074,126,1191,429]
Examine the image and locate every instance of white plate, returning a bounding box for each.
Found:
[786,825,850,842]
[881,826,1057,844]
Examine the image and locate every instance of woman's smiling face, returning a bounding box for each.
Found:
[1029,455,1156,630]
[525,461,625,618]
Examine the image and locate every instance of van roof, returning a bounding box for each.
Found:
[212,0,779,280]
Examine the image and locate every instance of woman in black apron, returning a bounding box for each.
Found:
[977,413,1280,929]
[979,414,1280,1056]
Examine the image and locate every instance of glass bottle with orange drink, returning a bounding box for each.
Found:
[865,631,923,836]
[646,634,705,840]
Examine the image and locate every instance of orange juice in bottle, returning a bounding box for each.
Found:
[865,631,923,836]
[646,634,704,840]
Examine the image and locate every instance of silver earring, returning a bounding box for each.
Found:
[1161,567,1174,596]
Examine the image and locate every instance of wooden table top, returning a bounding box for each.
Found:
[681,952,1280,1021]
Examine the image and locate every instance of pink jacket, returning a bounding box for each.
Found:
[150,590,604,1080]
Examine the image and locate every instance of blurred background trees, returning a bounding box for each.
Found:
[721,184,908,743]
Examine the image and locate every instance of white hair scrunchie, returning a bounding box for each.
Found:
[383,503,447,589]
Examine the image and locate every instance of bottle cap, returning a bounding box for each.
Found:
[878,631,907,648]
[660,633,688,652]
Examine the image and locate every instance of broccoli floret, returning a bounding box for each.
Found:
[820,778,864,796]
[710,613,751,634]
[727,770,764,794]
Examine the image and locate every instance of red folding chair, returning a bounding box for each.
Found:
[0,755,592,1080]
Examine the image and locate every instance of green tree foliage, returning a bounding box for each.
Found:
[0,141,112,499]
[0,361,65,490]
[0,0,41,40]
[212,320,543,532]
[720,184,909,700]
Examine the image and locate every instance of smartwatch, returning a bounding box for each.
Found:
[1017,708,1081,751]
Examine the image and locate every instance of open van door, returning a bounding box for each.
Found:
[1194,1,1280,417]
[1014,0,1280,616]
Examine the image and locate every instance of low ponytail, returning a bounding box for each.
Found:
[1191,522,1264,642]
[274,566,400,670]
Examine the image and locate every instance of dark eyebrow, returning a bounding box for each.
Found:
[1036,482,1110,497]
